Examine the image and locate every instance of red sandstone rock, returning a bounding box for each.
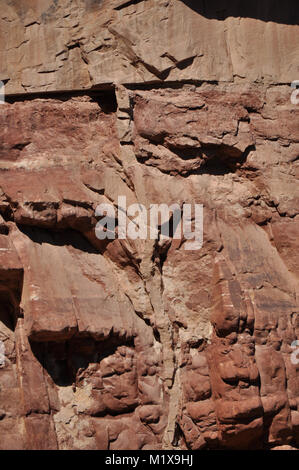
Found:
[0,0,298,451]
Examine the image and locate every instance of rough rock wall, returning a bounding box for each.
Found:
[0,0,298,450]
[1,0,299,92]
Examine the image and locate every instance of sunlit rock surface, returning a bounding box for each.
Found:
[0,0,298,450]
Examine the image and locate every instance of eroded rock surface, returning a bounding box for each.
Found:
[1,0,298,93]
[0,0,298,450]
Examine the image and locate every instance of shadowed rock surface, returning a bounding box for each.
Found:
[0,0,298,450]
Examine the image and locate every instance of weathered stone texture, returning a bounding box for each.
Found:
[1,0,299,93]
[0,0,298,450]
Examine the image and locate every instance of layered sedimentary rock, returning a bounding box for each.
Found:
[1,0,299,93]
[0,0,298,450]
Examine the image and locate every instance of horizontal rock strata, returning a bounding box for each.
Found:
[0,0,298,450]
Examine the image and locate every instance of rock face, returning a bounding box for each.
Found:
[1,0,299,93]
[0,0,298,450]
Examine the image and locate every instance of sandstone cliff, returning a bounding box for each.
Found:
[0,0,298,450]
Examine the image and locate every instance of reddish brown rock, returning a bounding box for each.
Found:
[0,0,298,451]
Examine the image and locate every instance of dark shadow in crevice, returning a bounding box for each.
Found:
[30,336,134,388]
[0,267,23,331]
[114,0,144,11]
[0,293,17,332]
[160,209,182,240]
[5,89,117,114]
[17,225,99,255]
[183,144,256,177]
[125,79,219,90]
[180,0,299,25]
